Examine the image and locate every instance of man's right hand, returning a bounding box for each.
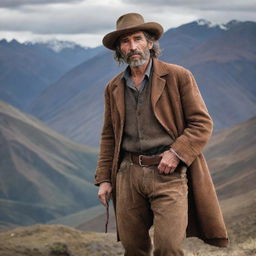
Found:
[98,182,112,206]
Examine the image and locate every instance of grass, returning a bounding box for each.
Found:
[0,225,124,256]
[184,237,256,256]
[0,217,255,256]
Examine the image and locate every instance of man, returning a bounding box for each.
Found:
[95,13,228,256]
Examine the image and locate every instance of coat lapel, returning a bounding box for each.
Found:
[111,59,168,123]
[112,76,125,124]
[151,58,168,112]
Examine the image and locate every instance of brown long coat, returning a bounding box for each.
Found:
[95,58,228,247]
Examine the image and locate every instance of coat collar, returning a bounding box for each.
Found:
[112,58,169,123]
[151,58,168,112]
[112,73,125,124]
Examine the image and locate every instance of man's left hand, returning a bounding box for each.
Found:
[158,150,180,174]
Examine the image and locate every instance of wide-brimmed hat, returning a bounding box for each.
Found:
[102,13,163,50]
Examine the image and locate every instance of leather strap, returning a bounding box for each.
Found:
[125,152,162,166]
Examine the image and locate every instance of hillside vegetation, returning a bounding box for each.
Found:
[0,217,255,256]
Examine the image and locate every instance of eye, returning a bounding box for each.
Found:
[135,36,142,41]
[121,38,129,44]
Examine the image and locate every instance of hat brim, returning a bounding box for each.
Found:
[102,22,163,50]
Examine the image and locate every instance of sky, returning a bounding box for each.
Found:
[0,0,255,47]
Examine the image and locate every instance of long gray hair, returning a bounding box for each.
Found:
[114,31,162,65]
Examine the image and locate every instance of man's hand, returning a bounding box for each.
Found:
[98,182,112,206]
[158,150,180,174]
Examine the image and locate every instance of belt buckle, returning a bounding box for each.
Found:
[138,155,148,167]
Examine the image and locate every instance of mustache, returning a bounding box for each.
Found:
[126,50,143,58]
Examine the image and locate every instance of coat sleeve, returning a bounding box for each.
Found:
[94,86,115,185]
[171,69,213,166]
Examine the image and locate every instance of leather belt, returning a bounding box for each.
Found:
[125,152,162,167]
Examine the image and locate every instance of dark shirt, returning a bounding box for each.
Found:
[121,59,174,155]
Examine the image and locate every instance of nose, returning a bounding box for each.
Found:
[129,39,137,51]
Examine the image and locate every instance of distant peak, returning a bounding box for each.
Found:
[25,39,88,52]
[44,40,78,52]
[197,19,211,26]
[10,39,21,45]
[225,20,241,29]
[196,19,228,30]
[227,19,240,25]
[0,39,8,46]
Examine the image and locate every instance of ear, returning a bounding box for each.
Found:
[148,40,153,50]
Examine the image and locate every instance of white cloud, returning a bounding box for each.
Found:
[0,0,255,47]
[0,0,83,8]
[0,2,118,34]
[121,0,256,12]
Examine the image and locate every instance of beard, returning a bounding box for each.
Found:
[121,48,150,67]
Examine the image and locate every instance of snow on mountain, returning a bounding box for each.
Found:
[196,19,228,30]
[25,39,89,52]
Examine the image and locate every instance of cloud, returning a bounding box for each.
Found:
[121,0,256,12]
[0,0,255,47]
[1,1,255,35]
[0,0,83,8]
[0,2,120,34]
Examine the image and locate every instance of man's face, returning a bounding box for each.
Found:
[119,31,153,67]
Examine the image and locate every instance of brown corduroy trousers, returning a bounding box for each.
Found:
[116,157,188,256]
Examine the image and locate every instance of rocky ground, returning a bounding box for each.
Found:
[0,225,122,256]
[0,211,255,256]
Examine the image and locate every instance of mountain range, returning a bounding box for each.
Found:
[24,19,256,146]
[0,39,103,110]
[0,101,98,229]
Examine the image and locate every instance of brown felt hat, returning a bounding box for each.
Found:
[102,13,164,50]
